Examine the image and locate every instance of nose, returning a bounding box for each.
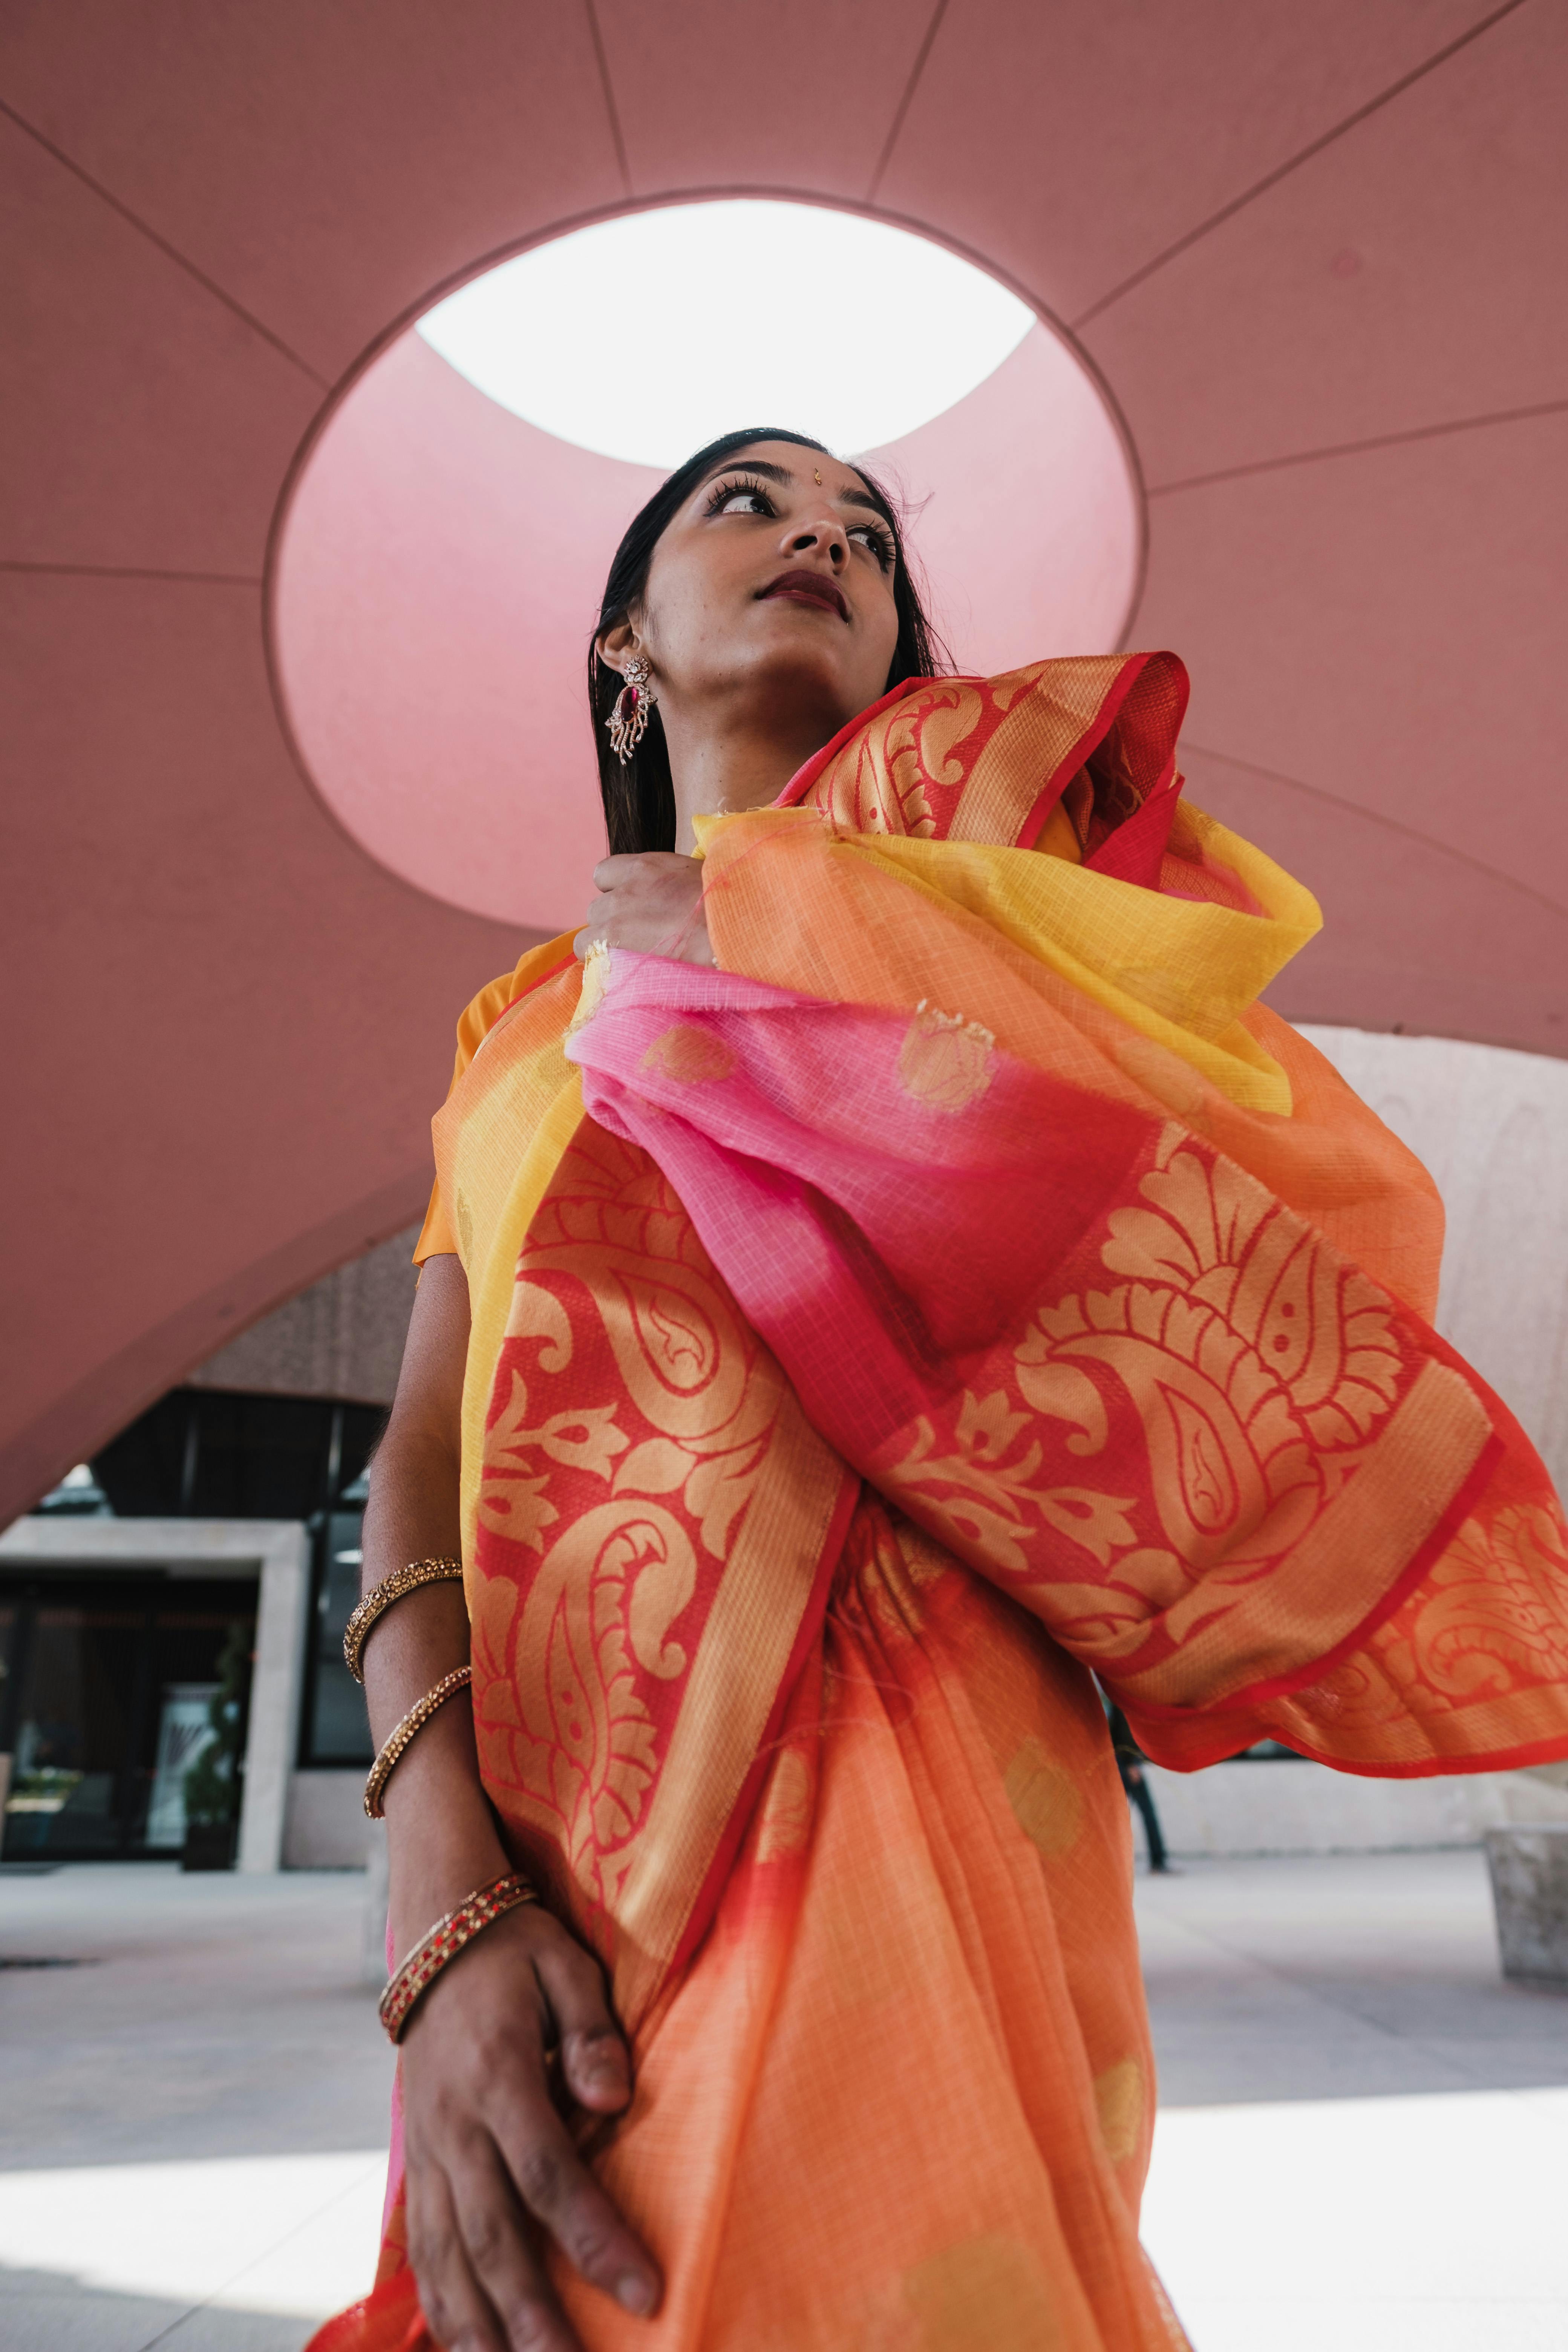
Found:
[785,514,847,569]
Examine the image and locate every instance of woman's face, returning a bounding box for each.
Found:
[614,440,902,743]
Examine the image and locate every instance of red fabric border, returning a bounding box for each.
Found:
[1120,1424,1507,1758]
[1012,653,1147,851]
[773,675,934,810]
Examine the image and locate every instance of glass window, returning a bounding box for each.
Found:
[136,1600,256,1850]
[0,1576,256,1858]
[93,1391,384,1521]
[5,1597,145,1856]
[300,1512,374,1766]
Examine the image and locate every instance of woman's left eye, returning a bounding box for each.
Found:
[848,523,894,571]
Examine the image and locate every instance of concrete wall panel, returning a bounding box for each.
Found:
[879,0,1488,320]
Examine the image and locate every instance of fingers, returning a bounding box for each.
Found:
[531,1933,631,2116]
[446,2138,586,2352]
[591,852,685,891]
[580,859,707,966]
[409,2155,566,2352]
[490,2081,661,2320]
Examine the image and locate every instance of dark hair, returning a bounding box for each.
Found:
[589,426,948,855]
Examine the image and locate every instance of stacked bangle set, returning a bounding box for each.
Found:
[349,1554,539,2043]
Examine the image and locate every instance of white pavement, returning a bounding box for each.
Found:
[0,1865,392,2351]
[0,1851,1564,2348]
[1135,1852,1568,2349]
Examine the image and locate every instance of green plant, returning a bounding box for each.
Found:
[183,1622,251,1828]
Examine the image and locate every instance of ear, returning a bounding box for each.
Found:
[596,617,639,676]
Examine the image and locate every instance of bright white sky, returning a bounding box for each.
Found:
[416,200,1035,468]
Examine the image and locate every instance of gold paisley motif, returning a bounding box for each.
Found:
[900,2236,1061,2352]
[809,680,985,837]
[641,1024,736,1085]
[504,1277,573,1364]
[897,1001,995,1112]
[472,1500,697,1915]
[884,1390,1138,1576]
[1402,1504,1568,1704]
[478,1367,629,1550]
[1094,2055,1145,2166]
[1004,1734,1084,1857]
[1014,1136,1408,1573]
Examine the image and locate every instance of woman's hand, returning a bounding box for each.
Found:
[363,1260,660,2350]
[401,1895,661,2352]
[575,853,713,966]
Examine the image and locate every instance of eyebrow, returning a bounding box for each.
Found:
[700,456,888,520]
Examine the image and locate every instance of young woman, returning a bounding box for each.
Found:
[316,429,1568,2352]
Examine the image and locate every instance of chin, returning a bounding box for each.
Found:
[734,617,884,715]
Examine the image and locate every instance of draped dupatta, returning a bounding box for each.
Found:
[433,653,1568,2044]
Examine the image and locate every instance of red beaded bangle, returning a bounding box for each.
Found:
[379,1871,539,2044]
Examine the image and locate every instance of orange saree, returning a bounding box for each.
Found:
[316,654,1568,2352]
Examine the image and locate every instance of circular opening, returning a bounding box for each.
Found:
[416,201,1036,466]
[273,200,1142,931]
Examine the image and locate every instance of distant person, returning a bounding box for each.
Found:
[312,429,1568,2352]
[1107,1702,1171,1874]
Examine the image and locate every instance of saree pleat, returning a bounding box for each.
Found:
[547,1504,1178,2352]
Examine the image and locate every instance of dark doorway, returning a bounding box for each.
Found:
[0,1573,257,1860]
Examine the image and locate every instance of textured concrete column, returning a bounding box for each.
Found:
[1485,1826,1568,1982]
[238,1525,312,1873]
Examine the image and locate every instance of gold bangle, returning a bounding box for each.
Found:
[363,1666,473,1819]
[343,1557,464,1683]
[379,1870,539,2044]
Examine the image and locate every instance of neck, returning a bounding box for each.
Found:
[663,694,845,855]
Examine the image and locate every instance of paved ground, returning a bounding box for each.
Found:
[1134,1854,1568,2349]
[0,1865,392,2351]
[0,1850,1564,2348]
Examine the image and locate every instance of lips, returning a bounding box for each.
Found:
[759,569,849,622]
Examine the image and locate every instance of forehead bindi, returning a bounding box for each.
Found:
[699,451,877,511]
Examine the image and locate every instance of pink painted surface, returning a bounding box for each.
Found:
[1,0,1564,1513]
[273,335,662,931]
[880,0,1490,324]
[272,321,1139,928]
[866,326,1140,678]
[1081,1,1568,485]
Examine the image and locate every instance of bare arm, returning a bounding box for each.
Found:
[363,1253,660,2350]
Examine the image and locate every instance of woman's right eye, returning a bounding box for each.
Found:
[706,478,776,518]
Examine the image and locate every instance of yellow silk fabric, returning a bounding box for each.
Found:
[694,798,1320,1117]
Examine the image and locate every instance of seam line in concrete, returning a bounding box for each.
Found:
[581,0,634,198]
[1184,739,1568,925]
[866,0,952,201]
[1147,398,1568,497]
[0,560,263,585]
[0,96,331,389]
[1070,0,1533,330]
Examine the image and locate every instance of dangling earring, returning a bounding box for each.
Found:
[606,654,657,765]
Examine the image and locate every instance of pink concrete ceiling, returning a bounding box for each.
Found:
[2,0,1564,1522]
